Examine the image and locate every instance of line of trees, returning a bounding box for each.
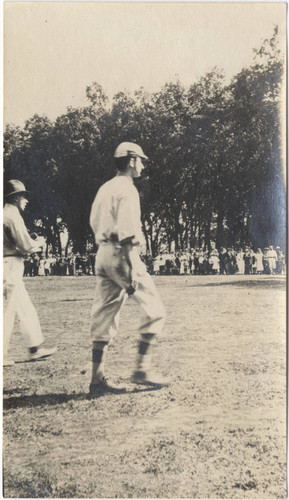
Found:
[4,28,286,256]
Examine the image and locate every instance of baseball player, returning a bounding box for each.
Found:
[89,142,169,396]
[3,180,57,366]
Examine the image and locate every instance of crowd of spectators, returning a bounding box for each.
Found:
[141,245,286,276]
[23,245,285,277]
[23,253,96,277]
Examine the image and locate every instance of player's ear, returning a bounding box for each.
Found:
[128,157,135,168]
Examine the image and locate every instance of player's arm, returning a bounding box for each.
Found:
[120,237,134,269]
[7,214,44,255]
[119,238,137,295]
[118,193,140,295]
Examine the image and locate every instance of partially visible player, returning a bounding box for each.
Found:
[3,180,57,366]
[89,142,169,396]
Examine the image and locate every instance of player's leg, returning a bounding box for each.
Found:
[89,274,127,395]
[16,282,43,346]
[16,282,57,360]
[131,268,169,387]
[3,258,18,365]
[7,257,56,361]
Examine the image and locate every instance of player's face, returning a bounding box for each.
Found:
[132,156,145,178]
[18,195,29,212]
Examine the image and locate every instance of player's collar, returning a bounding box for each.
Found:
[116,173,134,184]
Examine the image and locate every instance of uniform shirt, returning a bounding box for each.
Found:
[90,175,143,245]
[3,203,39,257]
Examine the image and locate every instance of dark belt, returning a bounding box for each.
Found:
[100,233,119,244]
[100,240,139,247]
[4,254,24,258]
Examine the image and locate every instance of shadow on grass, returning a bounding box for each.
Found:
[3,392,87,409]
[14,358,55,364]
[190,278,286,289]
[3,386,163,409]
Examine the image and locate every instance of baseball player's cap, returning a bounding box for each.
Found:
[4,179,29,199]
[114,142,148,159]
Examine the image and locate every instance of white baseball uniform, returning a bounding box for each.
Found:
[3,203,44,357]
[90,175,165,343]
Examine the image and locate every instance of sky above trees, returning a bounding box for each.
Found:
[4,2,286,127]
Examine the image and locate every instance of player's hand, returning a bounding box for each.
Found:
[126,280,137,296]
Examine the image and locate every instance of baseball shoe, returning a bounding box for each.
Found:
[3,358,15,367]
[131,369,169,388]
[27,347,57,362]
[89,377,127,397]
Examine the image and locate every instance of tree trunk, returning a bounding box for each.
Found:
[55,225,62,255]
[205,218,211,251]
[45,222,57,255]
[142,219,150,254]
[198,222,202,248]
[190,218,196,248]
[65,237,71,257]
[174,209,180,251]
[149,221,154,257]
[216,211,224,249]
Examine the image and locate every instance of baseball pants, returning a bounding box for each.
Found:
[91,243,166,343]
[3,256,44,358]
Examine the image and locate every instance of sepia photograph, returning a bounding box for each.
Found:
[3,2,287,498]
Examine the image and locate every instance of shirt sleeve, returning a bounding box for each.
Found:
[117,190,141,244]
[5,211,40,254]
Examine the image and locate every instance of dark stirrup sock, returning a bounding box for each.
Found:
[91,341,108,383]
[138,333,156,355]
[92,341,108,362]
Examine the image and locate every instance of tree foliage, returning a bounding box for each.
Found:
[4,29,285,255]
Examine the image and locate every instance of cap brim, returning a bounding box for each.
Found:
[5,190,29,198]
[127,149,148,160]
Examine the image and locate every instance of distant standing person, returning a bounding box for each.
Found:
[209,244,220,275]
[267,245,277,274]
[243,247,252,275]
[44,257,51,276]
[251,250,257,274]
[3,180,57,366]
[255,248,264,274]
[276,247,285,274]
[219,247,229,275]
[38,254,45,276]
[236,249,245,274]
[89,142,168,396]
[263,247,270,274]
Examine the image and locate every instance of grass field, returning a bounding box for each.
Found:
[3,274,287,498]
